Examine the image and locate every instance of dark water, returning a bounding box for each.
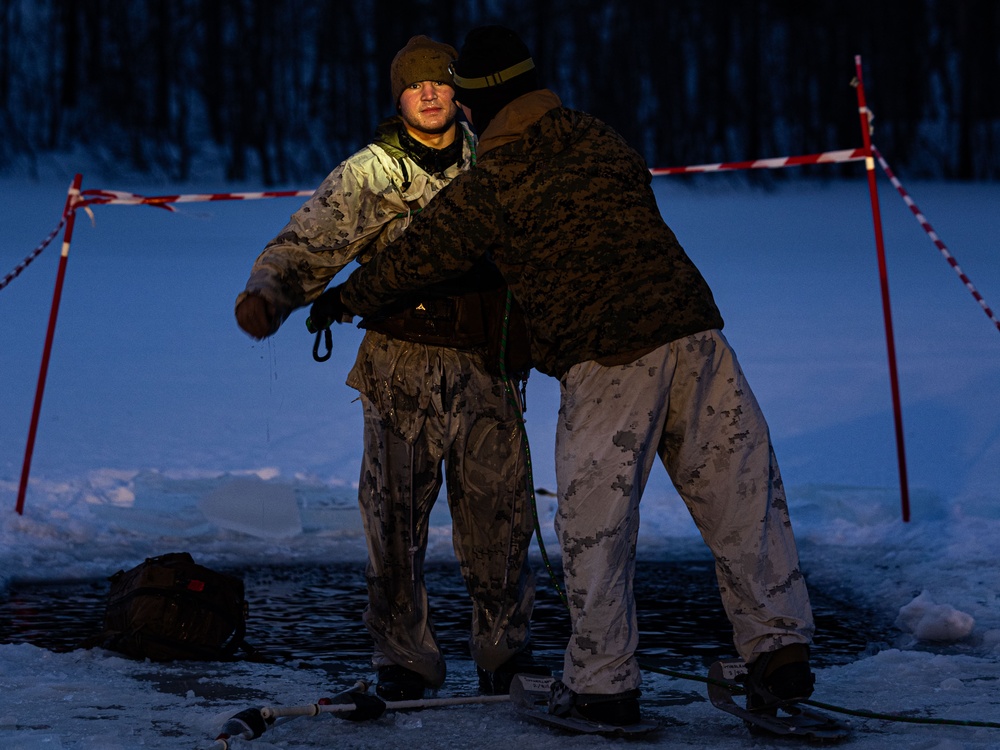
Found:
[0,559,893,671]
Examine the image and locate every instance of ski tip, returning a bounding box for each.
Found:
[217,718,251,738]
[707,661,852,742]
[509,672,556,704]
[219,707,269,740]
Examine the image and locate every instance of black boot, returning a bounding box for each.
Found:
[548,679,642,727]
[477,649,552,695]
[574,692,642,726]
[375,664,428,701]
[744,643,815,713]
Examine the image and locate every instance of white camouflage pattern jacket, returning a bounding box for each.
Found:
[235,117,476,328]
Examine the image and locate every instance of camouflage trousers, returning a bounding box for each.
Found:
[554,329,814,694]
[348,332,537,687]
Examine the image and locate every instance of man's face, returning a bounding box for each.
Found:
[398,80,458,136]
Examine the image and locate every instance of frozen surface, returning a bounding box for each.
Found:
[2,168,999,747]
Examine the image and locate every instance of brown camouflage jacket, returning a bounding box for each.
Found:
[341,90,724,378]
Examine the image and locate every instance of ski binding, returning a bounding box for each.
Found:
[509,674,660,737]
[708,660,851,741]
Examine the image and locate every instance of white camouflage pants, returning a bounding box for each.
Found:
[554,329,814,694]
[348,332,536,687]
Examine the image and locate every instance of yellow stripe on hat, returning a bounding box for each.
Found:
[452,58,535,89]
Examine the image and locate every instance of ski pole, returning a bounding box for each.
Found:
[213,681,510,747]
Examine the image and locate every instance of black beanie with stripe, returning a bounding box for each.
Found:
[450,26,540,131]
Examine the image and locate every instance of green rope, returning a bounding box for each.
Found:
[467,127,476,168]
[472,119,565,607]
[802,697,1000,729]
[497,290,567,610]
[391,127,476,219]
[393,207,422,220]
[640,660,1000,728]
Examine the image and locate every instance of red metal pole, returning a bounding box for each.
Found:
[15,174,84,515]
[853,57,911,523]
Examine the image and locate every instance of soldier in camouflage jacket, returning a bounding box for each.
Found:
[235,36,540,700]
[336,27,817,725]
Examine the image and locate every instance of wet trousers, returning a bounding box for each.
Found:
[350,333,536,686]
[554,330,814,694]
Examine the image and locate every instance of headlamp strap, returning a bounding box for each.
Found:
[451,58,535,89]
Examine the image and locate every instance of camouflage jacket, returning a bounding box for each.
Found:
[235,117,477,327]
[341,90,724,378]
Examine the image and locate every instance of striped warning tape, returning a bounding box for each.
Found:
[72,148,872,211]
[7,144,991,332]
[0,217,66,292]
[78,188,315,211]
[872,145,999,333]
[649,148,867,175]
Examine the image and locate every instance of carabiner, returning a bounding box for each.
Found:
[312,327,333,362]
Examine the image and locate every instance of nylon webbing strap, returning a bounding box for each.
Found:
[452,58,535,89]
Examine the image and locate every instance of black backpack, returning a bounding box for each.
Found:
[93,552,254,661]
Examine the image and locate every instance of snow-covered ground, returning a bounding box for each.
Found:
[1,163,999,748]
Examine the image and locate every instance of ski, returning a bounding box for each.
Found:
[707,660,852,742]
[509,674,661,737]
[214,680,510,747]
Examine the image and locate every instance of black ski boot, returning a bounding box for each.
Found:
[477,649,552,695]
[548,679,642,727]
[744,643,815,714]
[375,664,428,701]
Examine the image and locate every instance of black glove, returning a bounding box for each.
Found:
[307,285,352,332]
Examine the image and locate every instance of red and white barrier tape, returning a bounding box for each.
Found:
[77,187,315,211]
[72,150,869,209]
[7,145,991,334]
[0,217,66,292]
[648,148,867,175]
[67,148,870,212]
[872,145,1000,333]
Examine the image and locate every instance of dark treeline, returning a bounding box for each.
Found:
[1,0,998,184]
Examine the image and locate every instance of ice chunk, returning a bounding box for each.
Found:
[895,590,975,643]
[197,477,302,538]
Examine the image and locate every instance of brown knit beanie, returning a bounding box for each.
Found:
[390,35,458,103]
